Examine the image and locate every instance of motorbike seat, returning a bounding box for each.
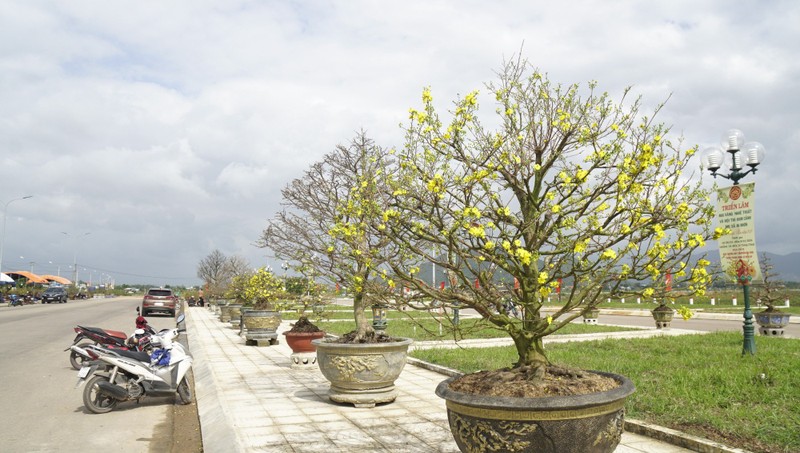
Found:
[114,348,152,363]
[80,326,128,340]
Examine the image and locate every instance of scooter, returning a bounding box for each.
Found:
[66,308,157,370]
[76,313,192,414]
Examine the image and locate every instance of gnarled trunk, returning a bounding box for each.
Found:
[509,330,548,379]
[352,290,374,341]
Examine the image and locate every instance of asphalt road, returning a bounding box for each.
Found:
[0,296,180,453]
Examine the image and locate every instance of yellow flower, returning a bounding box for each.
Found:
[516,248,533,265]
[713,227,730,240]
[601,249,617,260]
[538,271,548,284]
[551,204,561,214]
[427,173,444,194]
[422,87,433,103]
[468,224,486,238]
[643,288,654,297]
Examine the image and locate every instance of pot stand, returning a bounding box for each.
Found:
[290,352,318,369]
[755,312,791,336]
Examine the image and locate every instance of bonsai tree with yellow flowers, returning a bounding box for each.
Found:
[378,56,723,382]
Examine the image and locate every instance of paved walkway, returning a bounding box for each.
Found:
[185,307,730,452]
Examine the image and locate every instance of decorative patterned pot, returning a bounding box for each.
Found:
[755,310,791,336]
[651,304,674,329]
[228,304,244,328]
[312,337,413,408]
[435,371,635,453]
[218,304,233,323]
[242,309,281,346]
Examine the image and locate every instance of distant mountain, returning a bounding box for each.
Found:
[762,252,800,283]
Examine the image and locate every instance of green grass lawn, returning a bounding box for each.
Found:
[410,332,800,453]
[315,318,640,341]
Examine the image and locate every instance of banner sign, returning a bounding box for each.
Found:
[715,182,761,282]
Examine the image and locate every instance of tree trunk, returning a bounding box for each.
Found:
[352,290,374,340]
[509,331,548,379]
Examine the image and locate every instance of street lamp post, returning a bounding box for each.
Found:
[0,196,33,274]
[281,262,289,291]
[703,129,765,356]
[62,232,91,287]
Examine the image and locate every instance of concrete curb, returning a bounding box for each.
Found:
[624,419,753,453]
[185,308,245,453]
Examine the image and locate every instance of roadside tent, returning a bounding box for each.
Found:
[0,273,14,284]
[42,275,72,285]
[5,271,49,284]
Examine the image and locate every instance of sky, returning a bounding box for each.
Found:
[1,1,798,287]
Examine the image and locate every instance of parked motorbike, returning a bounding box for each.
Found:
[76,314,192,413]
[66,308,157,370]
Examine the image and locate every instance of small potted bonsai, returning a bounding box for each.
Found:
[753,254,792,336]
[221,272,250,324]
[651,301,675,329]
[240,267,285,346]
[283,316,326,367]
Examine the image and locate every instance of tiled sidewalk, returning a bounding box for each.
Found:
[186,307,696,452]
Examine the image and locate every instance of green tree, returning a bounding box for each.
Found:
[380,57,721,378]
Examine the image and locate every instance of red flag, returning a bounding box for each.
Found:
[474,278,480,289]
[556,278,562,294]
[513,278,519,290]
[665,272,672,292]
[335,282,340,291]
[440,281,445,290]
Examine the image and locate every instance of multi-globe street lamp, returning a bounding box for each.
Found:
[0,196,33,275]
[703,129,765,355]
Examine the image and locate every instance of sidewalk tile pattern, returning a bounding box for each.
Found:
[186,307,694,452]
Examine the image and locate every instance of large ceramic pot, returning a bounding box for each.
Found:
[436,371,635,453]
[242,310,281,346]
[755,310,792,336]
[218,303,234,323]
[651,304,674,329]
[312,337,413,408]
[227,304,244,328]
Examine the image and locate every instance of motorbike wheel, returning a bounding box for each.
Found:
[176,377,192,405]
[83,376,118,414]
[69,342,93,370]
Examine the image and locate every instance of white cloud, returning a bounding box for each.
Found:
[1,0,798,284]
